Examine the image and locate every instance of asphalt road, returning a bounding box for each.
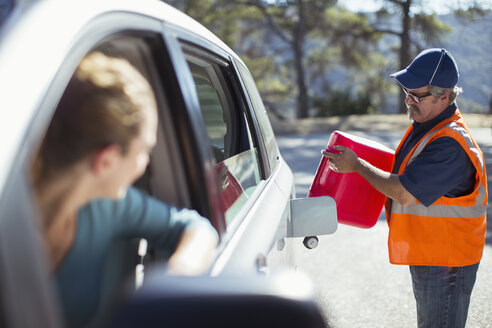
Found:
[277,128,492,328]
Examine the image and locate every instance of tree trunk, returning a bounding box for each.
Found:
[398,0,412,113]
[294,0,309,118]
[293,42,309,118]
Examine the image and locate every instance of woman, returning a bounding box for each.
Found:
[31,52,218,327]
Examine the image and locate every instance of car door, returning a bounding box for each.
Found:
[157,27,295,276]
[0,4,217,326]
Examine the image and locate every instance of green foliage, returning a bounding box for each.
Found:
[313,88,374,117]
[413,13,452,46]
[455,7,491,23]
[162,0,246,46]
[320,6,382,68]
[242,0,339,118]
[256,0,337,33]
[241,55,293,101]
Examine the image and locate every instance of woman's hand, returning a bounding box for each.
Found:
[166,225,218,276]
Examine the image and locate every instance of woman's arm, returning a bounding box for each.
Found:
[165,223,218,276]
[115,187,218,274]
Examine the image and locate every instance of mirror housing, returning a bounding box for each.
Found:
[289,196,337,238]
[110,269,327,328]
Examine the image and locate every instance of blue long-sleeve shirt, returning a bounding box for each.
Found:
[395,104,476,206]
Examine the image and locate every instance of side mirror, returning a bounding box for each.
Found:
[289,196,337,249]
[110,269,327,328]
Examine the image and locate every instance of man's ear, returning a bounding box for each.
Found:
[92,145,122,176]
[441,90,450,101]
[434,90,449,106]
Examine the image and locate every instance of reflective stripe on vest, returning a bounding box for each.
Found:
[387,109,487,266]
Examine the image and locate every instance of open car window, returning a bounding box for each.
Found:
[21,31,200,327]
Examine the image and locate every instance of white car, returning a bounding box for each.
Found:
[0,0,337,327]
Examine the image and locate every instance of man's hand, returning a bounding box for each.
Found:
[321,145,416,206]
[322,145,360,173]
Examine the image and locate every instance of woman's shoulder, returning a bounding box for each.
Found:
[79,187,149,221]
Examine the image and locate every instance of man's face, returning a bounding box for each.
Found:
[404,86,443,123]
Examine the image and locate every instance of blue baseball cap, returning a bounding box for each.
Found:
[390,48,459,89]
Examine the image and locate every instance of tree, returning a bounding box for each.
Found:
[161,0,247,46]
[241,0,337,119]
[310,6,386,116]
[162,0,291,118]
[364,0,489,113]
[162,1,390,119]
[365,0,452,113]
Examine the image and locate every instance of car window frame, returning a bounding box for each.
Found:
[163,25,271,182]
[162,27,275,238]
[163,38,290,270]
[232,58,281,177]
[159,30,227,233]
[180,45,267,228]
[182,50,239,159]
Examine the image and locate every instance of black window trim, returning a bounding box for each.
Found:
[160,30,227,234]
[229,57,271,178]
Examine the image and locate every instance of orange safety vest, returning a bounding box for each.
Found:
[385,109,487,266]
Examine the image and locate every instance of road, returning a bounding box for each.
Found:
[278,128,492,328]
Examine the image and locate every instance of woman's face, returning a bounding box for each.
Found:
[102,105,158,199]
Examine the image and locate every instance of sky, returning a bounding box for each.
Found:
[338,0,492,15]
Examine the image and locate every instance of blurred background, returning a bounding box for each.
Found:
[161,0,492,120]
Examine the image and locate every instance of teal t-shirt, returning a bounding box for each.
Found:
[55,187,214,327]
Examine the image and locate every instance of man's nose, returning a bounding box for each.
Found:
[404,94,415,105]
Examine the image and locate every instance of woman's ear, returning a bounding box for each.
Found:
[91,145,122,176]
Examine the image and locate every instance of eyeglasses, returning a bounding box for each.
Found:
[399,49,445,104]
[402,87,432,104]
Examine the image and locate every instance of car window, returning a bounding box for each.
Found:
[183,52,262,227]
[235,61,280,174]
[26,33,201,327]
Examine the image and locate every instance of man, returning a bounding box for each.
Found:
[323,48,487,328]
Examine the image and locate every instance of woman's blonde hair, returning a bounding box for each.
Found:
[33,52,156,182]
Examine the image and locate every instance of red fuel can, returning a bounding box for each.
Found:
[308,131,395,228]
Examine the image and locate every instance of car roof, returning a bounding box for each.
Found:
[0,0,242,193]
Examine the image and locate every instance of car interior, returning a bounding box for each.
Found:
[85,36,187,324]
